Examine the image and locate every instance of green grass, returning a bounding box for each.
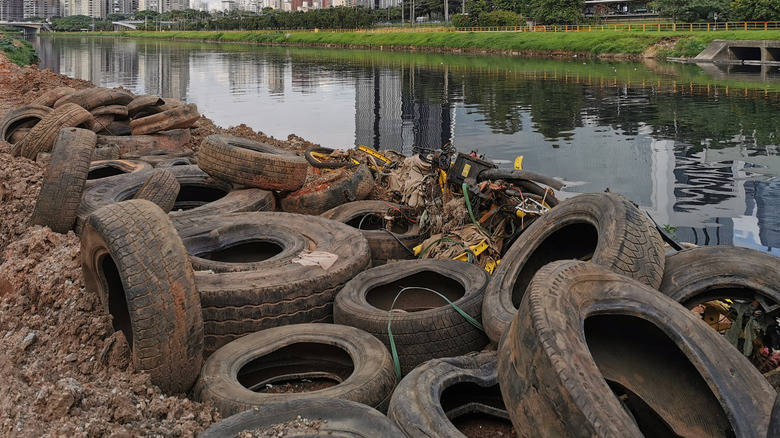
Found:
[85,28,780,58]
[0,35,39,66]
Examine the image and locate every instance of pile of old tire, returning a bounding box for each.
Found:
[0,87,201,161]
[482,191,666,343]
[495,259,775,437]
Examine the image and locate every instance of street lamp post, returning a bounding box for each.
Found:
[714,12,718,30]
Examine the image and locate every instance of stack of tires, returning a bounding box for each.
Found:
[9,86,780,436]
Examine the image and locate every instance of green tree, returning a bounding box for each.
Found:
[729,0,780,20]
[522,0,583,24]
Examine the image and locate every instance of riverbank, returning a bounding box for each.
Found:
[0,34,39,66]
[95,28,780,59]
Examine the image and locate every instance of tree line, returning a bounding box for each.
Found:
[48,0,779,32]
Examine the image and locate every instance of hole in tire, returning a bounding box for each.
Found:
[88,164,127,180]
[173,185,228,211]
[345,213,409,233]
[441,382,513,436]
[365,271,465,312]
[237,342,354,393]
[511,223,598,308]
[585,315,733,437]
[197,240,284,263]
[101,255,133,348]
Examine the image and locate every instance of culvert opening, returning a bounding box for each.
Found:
[730,46,761,61]
[366,271,464,312]
[101,255,133,348]
[585,314,732,437]
[198,241,284,263]
[512,223,598,308]
[237,343,354,393]
[767,47,780,62]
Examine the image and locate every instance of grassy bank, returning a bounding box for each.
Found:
[0,35,39,66]
[94,29,780,58]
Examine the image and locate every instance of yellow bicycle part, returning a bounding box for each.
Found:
[357,145,392,165]
[514,156,524,170]
[309,150,360,166]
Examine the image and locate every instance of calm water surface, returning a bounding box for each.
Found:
[30,35,780,254]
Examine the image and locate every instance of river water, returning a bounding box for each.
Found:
[29,35,780,254]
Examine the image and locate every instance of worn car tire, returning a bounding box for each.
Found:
[388,352,509,438]
[53,87,133,110]
[280,164,375,215]
[334,259,489,375]
[177,212,371,353]
[1,105,51,148]
[84,159,153,189]
[130,103,200,135]
[126,94,164,118]
[30,128,96,233]
[80,199,203,394]
[194,323,396,417]
[497,260,774,438]
[322,200,423,265]
[91,144,121,161]
[17,103,95,160]
[482,191,665,343]
[659,245,780,309]
[123,148,195,167]
[198,134,308,192]
[133,168,180,213]
[29,86,76,107]
[198,398,405,438]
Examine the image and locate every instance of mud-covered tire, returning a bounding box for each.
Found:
[1,105,51,148]
[280,164,375,215]
[198,398,405,438]
[53,87,133,110]
[157,156,197,168]
[770,392,780,438]
[100,129,191,156]
[305,147,358,169]
[388,352,509,438]
[322,200,423,265]
[133,168,180,213]
[29,86,76,107]
[482,192,665,344]
[478,168,565,191]
[123,148,195,167]
[17,103,95,160]
[193,323,396,417]
[198,134,308,191]
[130,103,200,135]
[659,245,780,309]
[497,260,774,438]
[84,159,153,189]
[80,199,203,394]
[30,128,96,233]
[126,94,164,118]
[91,144,121,161]
[334,259,489,375]
[177,212,371,353]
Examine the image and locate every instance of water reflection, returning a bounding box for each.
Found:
[30,35,780,254]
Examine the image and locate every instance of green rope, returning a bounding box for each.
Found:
[462,182,492,237]
[387,286,485,379]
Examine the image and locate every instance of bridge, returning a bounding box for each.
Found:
[0,21,53,35]
[113,20,176,30]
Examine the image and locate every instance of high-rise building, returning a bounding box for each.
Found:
[23,0,59,19]
[64,0,106,17]
[0,0,24,20]
[111,0,136,15]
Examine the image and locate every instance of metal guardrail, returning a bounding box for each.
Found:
[253,21,780,34]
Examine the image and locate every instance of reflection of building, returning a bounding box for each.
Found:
[266,61,284,94]
[355,65,454,155]
[0,0,24,21]
[138,41,189,100]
